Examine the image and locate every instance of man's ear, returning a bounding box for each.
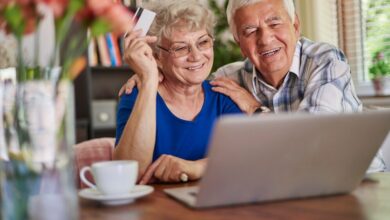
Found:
[238,44,249,58]
[234,36,247,58]
[239,47,248,59]
[293,13,301,38]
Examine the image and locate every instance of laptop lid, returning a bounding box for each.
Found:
[190,110,390,208]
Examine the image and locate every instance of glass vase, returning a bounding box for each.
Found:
[0,79,78,220]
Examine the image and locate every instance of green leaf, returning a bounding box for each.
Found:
[68,0,85,14]
[2,5,25,37]
[369,60,390,78]
[90,19,110,37]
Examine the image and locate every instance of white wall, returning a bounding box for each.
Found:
[295,0,339,47]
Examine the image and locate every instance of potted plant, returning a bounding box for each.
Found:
[369,51,390,95]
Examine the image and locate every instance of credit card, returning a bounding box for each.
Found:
[132,7,156,37]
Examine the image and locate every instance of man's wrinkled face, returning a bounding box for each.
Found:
[234,0,300,85]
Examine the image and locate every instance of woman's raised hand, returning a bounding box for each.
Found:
[123,29,159,88]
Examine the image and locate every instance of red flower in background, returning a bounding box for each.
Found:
[0,0,135,80]
[0,0,36,35]
[21,2,40,34]
[102,3,132,35]
[79,0,133,35]
[40,0,69,18]
[0,0,133,36]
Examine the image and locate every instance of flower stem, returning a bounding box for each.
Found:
[33,17,40,68]
[16,36,25,82]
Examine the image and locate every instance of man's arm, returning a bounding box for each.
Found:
[210,61,264,114]
[210,78,260,114]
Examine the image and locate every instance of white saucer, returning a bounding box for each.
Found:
[79,185,154,206]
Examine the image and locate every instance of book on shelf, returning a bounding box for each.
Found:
[105,33,122,67]
[87,37,98,66]
[96,35,111,67]
[87,0,136,67]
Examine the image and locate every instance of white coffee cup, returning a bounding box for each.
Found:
[80,160,138,195]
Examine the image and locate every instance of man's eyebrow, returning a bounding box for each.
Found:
[265,16,282,23]
[241,25,258,30]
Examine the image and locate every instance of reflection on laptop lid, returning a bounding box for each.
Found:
[164,110,390,208]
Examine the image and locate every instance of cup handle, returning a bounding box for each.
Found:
[80,166,96,189]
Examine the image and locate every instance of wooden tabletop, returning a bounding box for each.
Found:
[79,173,390,220]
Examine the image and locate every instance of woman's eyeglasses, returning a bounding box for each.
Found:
[157,35,214,58]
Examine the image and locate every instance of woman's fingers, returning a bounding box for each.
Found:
[144,35,158,44]
[139,157,163,184]
[157,156,187,182]
[141,155,194,183]
[124,29,142,48]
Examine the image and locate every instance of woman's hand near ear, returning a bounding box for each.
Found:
[123,29,159,89]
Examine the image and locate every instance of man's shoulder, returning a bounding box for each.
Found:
[212,61,245,78]
[300,38,347,63]
[211,60,251,79]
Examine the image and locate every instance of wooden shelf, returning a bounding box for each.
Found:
[90,66,132,72]
[74,65,134,142]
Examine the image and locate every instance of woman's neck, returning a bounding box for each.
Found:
[158,80,204,121]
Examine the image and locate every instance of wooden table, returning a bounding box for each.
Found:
[80,173,390,220]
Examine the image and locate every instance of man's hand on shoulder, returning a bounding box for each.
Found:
[118,73,164,97]
[210,77,261,115]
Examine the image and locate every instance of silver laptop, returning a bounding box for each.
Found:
[164,110,390,208]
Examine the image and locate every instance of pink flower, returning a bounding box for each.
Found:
[84,0,134,35]
[15,0,34,6]
[21,5,39,34]
[0,0,39,34]
[86,0,112,16]
[376,52,385,61]
[77,0,134,34]
[40,0,69,18]
[0,0,12,9]
[103,4,133,35]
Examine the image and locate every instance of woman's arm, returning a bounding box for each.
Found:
[114,30,159,177]
[139,156,208,184]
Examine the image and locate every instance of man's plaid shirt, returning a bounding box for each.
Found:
[213,37,362,113]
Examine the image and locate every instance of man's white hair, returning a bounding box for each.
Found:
[226,0,296,41]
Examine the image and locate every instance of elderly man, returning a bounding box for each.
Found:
[209,0,384,172]
[210,0,361,114]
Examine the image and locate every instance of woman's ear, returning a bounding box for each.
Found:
[154,52,163,69]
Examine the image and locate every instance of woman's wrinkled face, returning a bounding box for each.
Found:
[156,28,214,87]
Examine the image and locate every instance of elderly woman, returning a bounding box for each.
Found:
[114,0,242,184]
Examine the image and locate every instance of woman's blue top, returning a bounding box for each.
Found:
[115,81,242,161]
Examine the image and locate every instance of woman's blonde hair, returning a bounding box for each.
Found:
[146,0,215,47]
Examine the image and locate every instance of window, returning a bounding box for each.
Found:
[296,0,389,86]
[338,0,390,82]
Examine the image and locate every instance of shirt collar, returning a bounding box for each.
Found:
[290,39,302,78]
